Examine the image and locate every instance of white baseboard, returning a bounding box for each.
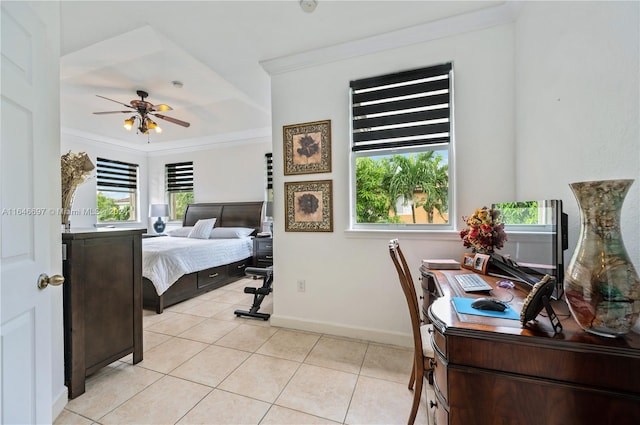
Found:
[52,385,68,421]
[270,314,412,348]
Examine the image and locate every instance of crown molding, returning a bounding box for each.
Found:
[61,126,272,156]
[261,1,523,76]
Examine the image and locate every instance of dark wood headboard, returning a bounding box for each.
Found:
[182,202,264,235]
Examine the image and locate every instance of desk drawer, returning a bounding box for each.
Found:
[197,266,226,289]
[433,348,448,402]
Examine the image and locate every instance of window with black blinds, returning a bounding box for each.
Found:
[96,157,138,193]
[350,62,452,152]
[166,161,194,193]
[265,153,273,190]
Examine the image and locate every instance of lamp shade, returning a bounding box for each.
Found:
[149,204,169,217]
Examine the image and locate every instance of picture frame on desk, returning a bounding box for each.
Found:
[461,253,475,270]
[473,253,490,274]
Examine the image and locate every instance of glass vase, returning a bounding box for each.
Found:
[564,179,640,337]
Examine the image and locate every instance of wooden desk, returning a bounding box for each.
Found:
[421,267,640,425]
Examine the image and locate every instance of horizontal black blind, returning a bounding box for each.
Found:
[166,161,193,193]
[351,62,452,152]
[265,153,273,190]
[96,157,138,193]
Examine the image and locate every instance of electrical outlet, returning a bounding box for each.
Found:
[297,279,306,292]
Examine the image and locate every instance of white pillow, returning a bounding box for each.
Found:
[166,227,193,237]
[188,218,217,239]
[209,227,254,239]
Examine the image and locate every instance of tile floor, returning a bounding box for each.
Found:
[55,277,434,425]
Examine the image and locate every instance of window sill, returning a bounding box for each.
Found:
[344,228,461,241]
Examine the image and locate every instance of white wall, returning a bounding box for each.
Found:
[269,1,639,345]
[515,1,639,263]
[60,132,149,229]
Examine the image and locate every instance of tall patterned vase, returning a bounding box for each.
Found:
[564,179,640,337]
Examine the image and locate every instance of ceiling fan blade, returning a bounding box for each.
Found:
[153,113,190,128]
[96,94,134,109]
[93,111,133,115]
[151,104,173,112]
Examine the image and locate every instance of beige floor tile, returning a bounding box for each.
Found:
[100,375,211,425]
[54,409,94,425]
[218,353,299,403]
[276,364,358,423]
[360,343,413,384]
[170,344,251,387]
[344,375,429,425]
[210,288,251,305]
[180,299,234,318]
[261,405,340,424]
[142,310,180,329]
[145,313,207,336]
[214,323,279,351]
[178,317,239,343]
[140,336,208,374]
[177,389,270,425]
[256,328,320,362]
[164,296,206,313]
[144,330,172,352]
[65,365,163,420]
[304,335,368,374]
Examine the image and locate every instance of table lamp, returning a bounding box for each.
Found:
[149,204,169,233]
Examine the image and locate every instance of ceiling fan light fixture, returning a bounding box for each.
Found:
[124,116,136,131]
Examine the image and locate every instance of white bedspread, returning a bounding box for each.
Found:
[143,237,253,295]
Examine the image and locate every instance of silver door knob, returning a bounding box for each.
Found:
[37,273,64,289]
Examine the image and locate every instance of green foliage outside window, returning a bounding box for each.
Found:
[355,151,449,224]
[171,192,194,221]
[97,192,133,221]
[495,201,539,224]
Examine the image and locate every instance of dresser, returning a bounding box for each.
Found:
[421,268,640,425]
[253,237,273,267]
[62,228,145,398]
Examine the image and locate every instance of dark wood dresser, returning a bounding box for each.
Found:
[421,268,640,425]
[62,228,145,398]
[253,237,273,267]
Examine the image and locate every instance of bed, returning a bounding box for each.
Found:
[142,201,264,313]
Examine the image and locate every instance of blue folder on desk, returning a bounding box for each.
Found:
[452,297,520,320]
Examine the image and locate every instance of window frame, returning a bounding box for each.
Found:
[96,157,139,223]
[349,62,455,231]
[165,161,194,222]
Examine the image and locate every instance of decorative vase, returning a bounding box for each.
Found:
[564,179,640,337]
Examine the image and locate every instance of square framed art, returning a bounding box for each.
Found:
[284,180,333,232]
[283,120,331,175]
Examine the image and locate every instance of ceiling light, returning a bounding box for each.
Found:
[147,119,162,134]
[299,0,317,13]
[123,116,136,131]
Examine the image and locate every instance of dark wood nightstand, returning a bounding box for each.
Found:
[253,237,273,267]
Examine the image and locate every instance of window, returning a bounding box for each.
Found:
[265,153,273,218]
[96,157,139,222]
[350,62,453,229]
[166,161,194,221]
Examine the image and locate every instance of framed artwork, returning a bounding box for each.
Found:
[284,180,333,232]
[283,120,331,175]
[473,253,490,274]
[461,253,475,271]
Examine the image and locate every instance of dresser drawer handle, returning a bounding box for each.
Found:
[236,264,246,269]
[266,255,273,259]
[429,400,437,409]
[264,244,272,249]
[429,358,437,368]
[208,273,219,278]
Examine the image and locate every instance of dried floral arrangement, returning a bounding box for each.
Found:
[61,151,94,226]
[459,206,507,253]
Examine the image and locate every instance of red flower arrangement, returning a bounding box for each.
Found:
[459,207,507,253]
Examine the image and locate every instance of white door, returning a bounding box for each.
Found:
[1,2,62,424]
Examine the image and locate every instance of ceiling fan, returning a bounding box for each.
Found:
[93,90,190,135]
